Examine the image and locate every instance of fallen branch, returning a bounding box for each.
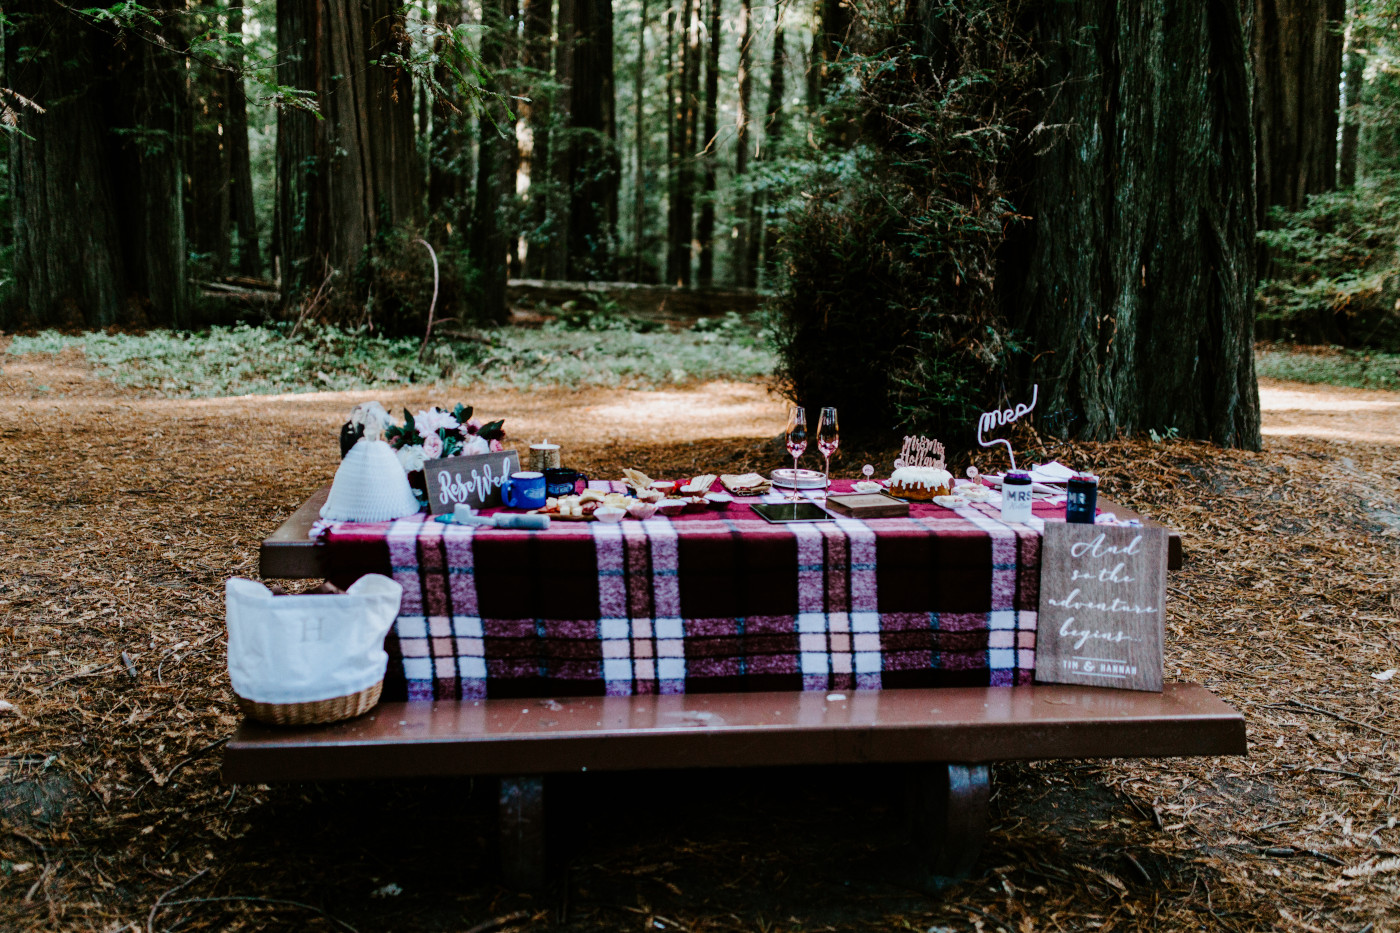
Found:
[1285,699,1398,738]
[464,910,533,933]
[150,894,358,933]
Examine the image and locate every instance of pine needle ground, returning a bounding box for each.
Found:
[2,351,1398,932]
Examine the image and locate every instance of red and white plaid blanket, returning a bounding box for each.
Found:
[324,481,1061,700]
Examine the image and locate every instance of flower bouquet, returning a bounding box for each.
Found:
[340,402,508,507]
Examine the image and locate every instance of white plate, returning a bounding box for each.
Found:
[770,468,830,490]
[933,495,969,508]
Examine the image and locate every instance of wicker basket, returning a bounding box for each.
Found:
[236,680,383,727]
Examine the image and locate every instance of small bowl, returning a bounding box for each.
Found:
[650,480,677,495]
[594,506,626,524]
[656,499,686,517]
[634,488,665,504]
[627,500,658,520]
[704,492,734,510]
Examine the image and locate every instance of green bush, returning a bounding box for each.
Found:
[1257,173,1400,350]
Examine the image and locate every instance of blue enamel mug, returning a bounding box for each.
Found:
[501,471,547,510]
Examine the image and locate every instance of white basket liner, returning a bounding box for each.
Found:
[226,575,403,705]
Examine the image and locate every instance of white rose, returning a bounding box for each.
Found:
[460,434,490,456]
[349,401,392,436]
[396,444,428,473]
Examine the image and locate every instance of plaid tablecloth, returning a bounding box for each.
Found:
[324,481,1065,700]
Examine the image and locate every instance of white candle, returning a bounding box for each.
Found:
[529,440,561,472]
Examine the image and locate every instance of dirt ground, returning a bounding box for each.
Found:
[2,351,1399,932]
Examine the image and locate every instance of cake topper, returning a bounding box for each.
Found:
[977,384,1038,471]
[897,435,946,471]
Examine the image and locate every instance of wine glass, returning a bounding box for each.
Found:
[784,407,807,502]
[817,407,838,495]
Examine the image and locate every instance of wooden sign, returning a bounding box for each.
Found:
[422,450,521,515]
[1035,523,1166,692]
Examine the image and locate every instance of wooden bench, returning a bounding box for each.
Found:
[224,488,1242,888]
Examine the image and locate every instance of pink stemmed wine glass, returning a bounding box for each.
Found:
[817,407,838,496]
[784,407,807,502]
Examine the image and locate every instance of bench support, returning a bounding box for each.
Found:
[498,775,546,890]
[906,763,990,878]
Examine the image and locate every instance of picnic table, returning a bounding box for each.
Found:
[224,481,1243,888]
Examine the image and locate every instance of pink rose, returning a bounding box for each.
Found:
[421,432,443,459]
[489,439,504,452]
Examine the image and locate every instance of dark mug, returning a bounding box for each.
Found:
[544,467,589,498]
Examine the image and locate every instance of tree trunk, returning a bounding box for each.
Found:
[428,0,469,229]
[4,1,187,329]
[186,2,233,278]
[473,0,520,322]
[1253,0,1345,220]
[814,0,850,97]
[632,0,650,280]
[696,0,722,286]
[749,18,786,287]
[665,3,679,283]
[732,0,754,287]
[519,0,553,278]
[276,0,422,318]
[565,0,619,280]
[1007,0,1261,449]
[1338,3,1361,187]
[667,0,700,285]
[227,3,261,276]
[546,0,576,278]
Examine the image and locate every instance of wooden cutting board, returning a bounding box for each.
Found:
[823,493,910,518]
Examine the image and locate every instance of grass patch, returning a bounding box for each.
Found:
[4,316,777,397]
[1256,343,1400,392]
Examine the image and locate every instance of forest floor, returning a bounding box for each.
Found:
[2,345,1399,932]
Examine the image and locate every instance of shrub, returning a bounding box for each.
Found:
[1257,173,1400,351]
[769,0,1034,444]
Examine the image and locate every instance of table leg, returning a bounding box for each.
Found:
[498,775,547,890]
[905,763,990,878]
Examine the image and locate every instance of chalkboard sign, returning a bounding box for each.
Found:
[1035,523,1167,692]
[422,450,521,515]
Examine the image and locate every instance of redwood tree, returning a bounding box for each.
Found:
[667,0,700,285]
[186,1,258,278]
[4,1,188,328]
[275,0,421,316]
[565,0,620,280]
[472,0,519,322]
[1253,0,1346,224]
[748,16,787,286]
[696,0,722,286]
[1008,0,1261,448]
[732,0,756,286]
[519,0,554,278]
[428,0,469,229]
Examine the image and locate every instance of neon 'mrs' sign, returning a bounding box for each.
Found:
[977,384,1038,471]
